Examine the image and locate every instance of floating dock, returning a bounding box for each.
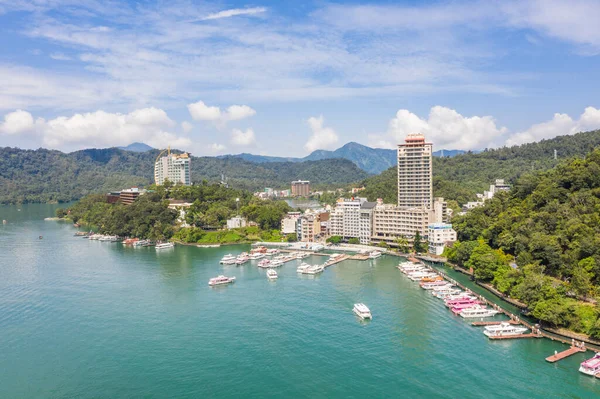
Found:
[545,346,586,363]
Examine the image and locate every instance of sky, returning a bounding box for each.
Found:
[1,0,600,157]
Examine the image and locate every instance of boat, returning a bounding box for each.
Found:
[353,303,372,319]
[235,257,248,265]
[368,250,382,259]
[270,259,284,268]
[450,302,483,314]
[483,322,528,338]
[266,269,278,280]
[220,254,236,264]
[444,293,477,301]
[579,353,600,376]
[420,280,451,289]
[266,248,280,256]
[408,272,439,281]
[420,275,444,282]
[208,275,236,286]
[296,252,310,259]
[258,259,271,268]
[155,242,174,250]
[249,252,266,260]
[299,264,324,275]
[459,306,500,318]
[133,240,149,247]
[432,288,462,298]
[296,263,311,273]
[445,298,481,308]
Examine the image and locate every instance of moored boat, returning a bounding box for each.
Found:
[155,242,174,250]
[208,275,236,286]
[266,269,278,280]
[220,254,236,264]
[353,303,372,319]
[579,353,600,376]
[368,250,382,259]
[258,259,271,268]
[459,306,500,318]
[483,322,528,338]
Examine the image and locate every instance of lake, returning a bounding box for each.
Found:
[1,203,599,398]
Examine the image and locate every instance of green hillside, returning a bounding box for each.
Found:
[0,147,369,204]
[361,129,600,205]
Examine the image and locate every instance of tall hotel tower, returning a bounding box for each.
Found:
[154,150,191,186]
[397,134,433,209]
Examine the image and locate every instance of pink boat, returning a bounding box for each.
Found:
[450,302,482,314]
[579,353,600,376]
[445,298,480,307]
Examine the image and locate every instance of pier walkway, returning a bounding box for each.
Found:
[545,346,586,363]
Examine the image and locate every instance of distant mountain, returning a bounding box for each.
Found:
[0,146,368,204]
[433,149,466,157]
[217,153,300,163]
[118,142,154,152]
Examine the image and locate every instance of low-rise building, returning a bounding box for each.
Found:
[329,197,366,239]
[428,223,457,255]
[297,213,321,242]
[371,201,430,247]
[281,212,301,235]
[226,216,247,229]
[120,187,146,205]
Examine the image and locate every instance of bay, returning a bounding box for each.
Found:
[1,203,599,398]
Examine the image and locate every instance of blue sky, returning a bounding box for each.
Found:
[1,0,600,157]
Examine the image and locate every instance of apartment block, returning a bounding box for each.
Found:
[397,134,433,209]
[154,152,191,186]
[281,212,301,235]
[329,198,366,238]
[371,201,430,247]
[291,180,310,197]
[428,223,457,255]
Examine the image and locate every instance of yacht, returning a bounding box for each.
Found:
[450,302,483,314]
[420,281,451,290]
[297,264,311,273]
[155,242,174,250]
[445,298,481,308]
[220,254,236,264]
[579,353,600,376]
[296,252,310,259]
[432,288,462,299]
[249,252,266,260]
[266,269,278,280]
[353,303,372,320]
[368,251,382,259]
[235,257,249,266]
[459,306,500,318]
[408,272,439,281]
[266,248,280,256]
[133,239,148,247]
[304,265,324,275]
[258,259,271,268]
[483,322,528,338]
[269,259,284,268]
[444,293,477,302]
[208,275,236,286]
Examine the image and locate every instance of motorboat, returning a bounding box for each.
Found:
[235,257,249,265]
[155,242,174,250]
[208,275,236,286]
[368,251,382,259]
[266,248,280,256]
[249,252,266,260]
[220,254,236,264]
[579,353,600,376]
[296,252,310,259]
[450,302,484,314]
[299,264,324,275]
[444,293,477,302]
[420,281,451,290]
[297,264,311,273]
[269,259,284,268]
[133,240,149,247]
[459,306,500,318]
[432,288,462,298]
[408,272,439,281]
[258,259,271,268]
[445,298,481,308]
[266,269,278,280]
[353,303,372,320]
[483,322,528,338]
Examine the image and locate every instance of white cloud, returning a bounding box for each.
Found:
[200,7,267,21]
[209,143,226,153]
[187,100,256,127]
[0,109,35,135]
[305,116,339,152]
[49,52,72,61]
[230,128,256,147]
[384,106,507,150]
[0,107,191,151]
[181,121,193,133]
[505,107,600,146]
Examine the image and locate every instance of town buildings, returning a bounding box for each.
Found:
[291,180,310,197]
[154,151,191,186]
[106,187,148,205]
[226,216,247,229]
[329,198,365,239]
[428,223,457,255]
[397,134,433,209]
[461,179,511,213]
[281,212,301,234]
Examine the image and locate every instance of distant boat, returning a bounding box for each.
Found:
[266,269,278,280]
[353,303,372,320]
[208,275,236,286]
[155,242,174,250]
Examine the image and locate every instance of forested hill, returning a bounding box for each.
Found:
[0,147,368,204]
[446,148,600,337]
[361,129,600,205]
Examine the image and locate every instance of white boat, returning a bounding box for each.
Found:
[432,288,462,298]
[353,303,372,319]
[299,264,324,275]
[483,322,528,338]
[368,250,382,259]
[408,272,439,281]
[235,257,248,265]
[459,306,500,318]
[269,259,284,268]
[421,282,454,290]
[133,240,148,247]
[296,252,310,259]
[266,269,278,280]
[444,292,477,301]
[249,252,266,260]
[208,275,236,286]
[155,242,174,250]
[296,264,311,273]
[220,254,236,264]
[258,259,271,268]
[579,353,600,376]
[266,248,280,256]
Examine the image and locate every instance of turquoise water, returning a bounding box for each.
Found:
[1,204,600,398]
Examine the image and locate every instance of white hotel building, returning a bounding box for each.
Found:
[154,152,191,186]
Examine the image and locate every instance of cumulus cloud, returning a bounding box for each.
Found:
[209,143,226,153]
[49,52,72,61]
[0,107,191,151]
[200,7,267,21]
[187,100,256,127]
[505,107,600,146]
[0,109,35,135]
[305,116,339,152]
[181,121,193,133]
[378,106,507,150]
[230,128,256,147]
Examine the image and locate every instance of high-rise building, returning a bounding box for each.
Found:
[291,180,310,197]
[397,134,433,209]
[154,151,191,185]
[329,197,366,238]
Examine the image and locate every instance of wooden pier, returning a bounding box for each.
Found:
[545,346,586,363]
[349,254,370,261]
[324,255,350,268]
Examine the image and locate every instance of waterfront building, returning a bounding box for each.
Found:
[359,202,377,245]
[371,200,430,247]
[291,180,310,197]
[397,134,433,209]
[297,213,321,242]
[428,223,457,255]
[154,151,191,186]
[226,216,247,229]
[329,198,366,239]
[281,212,301,235]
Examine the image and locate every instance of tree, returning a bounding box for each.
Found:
[395,235,409,253]
[327,235,342,244]
[348,237,360,245]
[413,231,425,253]
[465,239,510,281]
[286,233,298,243]
[571,258,593,298]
